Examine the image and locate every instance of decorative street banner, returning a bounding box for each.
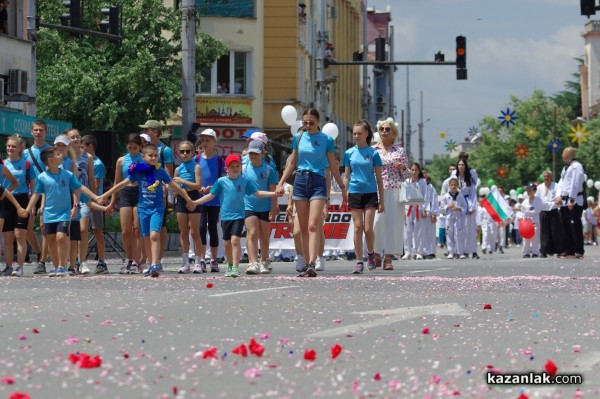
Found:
[196,0,255,18]
[0,110,71,140]
[196,96,253,125]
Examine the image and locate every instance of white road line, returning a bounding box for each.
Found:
[208,285,300,297]
[308,303,470,338]
[530,351,600,397]
[406,268,452,274]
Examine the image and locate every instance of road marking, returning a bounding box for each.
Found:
[406,268,452,274]
[208,285,300,297]
[308,303,470,338]
[530,351,600,396]
[497,258,544,263]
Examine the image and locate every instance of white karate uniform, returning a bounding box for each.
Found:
[404,178,428,257]
[441,191,468,256]
[520,195,543,256]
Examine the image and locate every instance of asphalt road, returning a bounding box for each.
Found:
[1,245,599,399]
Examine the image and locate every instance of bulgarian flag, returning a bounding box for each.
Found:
[481,187,514,222]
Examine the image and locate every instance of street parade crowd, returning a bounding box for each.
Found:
[0,110,597,278]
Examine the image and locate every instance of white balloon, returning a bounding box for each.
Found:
[479,187,490,197]
[290,120,304,136]
[595,181,600,190]
[322,123,339,140]
[281,105,297,126]
[587,179,594,188]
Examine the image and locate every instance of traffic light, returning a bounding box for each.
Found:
[100,5,122,42]
[375,37,386,62]
[60,0,82,28]
[581,0,596,17]
[456,35,467,80]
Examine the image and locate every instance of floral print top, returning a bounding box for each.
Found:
[373,143,410,189]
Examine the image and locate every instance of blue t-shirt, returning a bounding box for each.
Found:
[34,169,82,223]
[291,131,334,176]
[157,142,174,170]
[3,158,33,194]
[128,167,172,209]
[93,156,106,195]
[243,162,278,212]
[343,146,382,194]
[210,175,259,221]
[122,153,143,178]
[176,159,198,190]
[197,154,225,206]
[24,144,52,179]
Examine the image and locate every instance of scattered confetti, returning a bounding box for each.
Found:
[31,328,39,334]
[18,334,27,341]
[9,392,31,399]
[544,359,558,376]
[232,344,248,357]
[373,373,381,381]
[248,338,265,357]
[1,376,15,385]
[483,304,492,310]
[244,368,261,379]
[206,283,214,288]
[303,349,316,361]
[203,347,218,359]
[330,343,342,359]
[421,328,430,335]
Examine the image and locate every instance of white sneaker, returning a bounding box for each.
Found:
[80,263,91,274]
[415,254,424,260]
[245,263,260,275]
[447,254,454,259]
[259,261,271,274]
[295,255,305,272]
[178,263,190,274]
[401,253,411,260]
[315,256,325,271]
[12,266,23,277]
[459,254,467,259]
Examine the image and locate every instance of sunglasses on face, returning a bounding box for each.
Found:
[379,127,392,132]
[179,149,193,154]
[302,121,316,126]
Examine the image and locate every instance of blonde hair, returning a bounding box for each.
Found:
[376,117,400,140]
[7,134,25,157]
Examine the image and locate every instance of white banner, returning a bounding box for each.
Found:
[240,193,354,251]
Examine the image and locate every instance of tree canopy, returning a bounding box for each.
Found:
[36,0,227,133]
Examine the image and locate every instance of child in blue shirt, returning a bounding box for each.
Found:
[242,140,279,275]
[192,154,280,277]
[100,143,195,277]
[342,120,384,274]
[25,147,102,277]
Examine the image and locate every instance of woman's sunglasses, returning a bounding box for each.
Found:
[302,121,317,126]
[379,126,392,132]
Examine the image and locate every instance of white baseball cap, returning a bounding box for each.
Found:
[249,132,268,145]
[140,133,151,142]
[54,136,70,146]
[198,128,217,139]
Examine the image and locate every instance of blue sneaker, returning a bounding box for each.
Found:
[54,267,68,277]
[145,264,160,277]
[48,268,58,277]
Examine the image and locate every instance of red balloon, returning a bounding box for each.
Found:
[519,219,535,240]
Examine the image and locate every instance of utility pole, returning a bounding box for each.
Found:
[388,25,395,119]
[405,66,412,159]
[418,91,423,166]
[26,0,37,116]
[181,0,196,139]
[361,0,369,119]
[315,0,328,120]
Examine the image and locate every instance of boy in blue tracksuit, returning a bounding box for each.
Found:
[192,154,280,278]
[25,147,102,276]
[100,143,195,277]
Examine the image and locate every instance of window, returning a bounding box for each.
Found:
[198,51,251,96]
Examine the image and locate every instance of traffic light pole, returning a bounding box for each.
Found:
[39,22,123,42]
[333,61,457,66]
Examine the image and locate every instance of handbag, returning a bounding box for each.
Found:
[399,181,424,205]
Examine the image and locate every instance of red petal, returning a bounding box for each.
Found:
[517,393,529,399]
[9,392,31,399]
[68,353,80,364]
[232,344,248,357]
[202,347,218,359]
[373,372,381,381]
[330,343,342,359]
[303,349,316,361]
[32,328,40,334]
[172,386,178,395]
[421,328,430,334]
[206,283,214,288]
[483,304,492,310]
[248,338,265,357]
[544,359,558,376]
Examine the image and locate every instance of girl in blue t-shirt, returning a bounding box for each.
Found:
[342,120,385,274]
[276,108,348,277]
[173,140,204,274]
[242,140,279,275]
[109,134,145,273]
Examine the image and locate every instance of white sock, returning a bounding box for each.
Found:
[195,256,203,264]
[182,253,189,265]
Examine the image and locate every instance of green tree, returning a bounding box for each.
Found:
[470,90,573,192]
[551,57,583,120]
[36,0,227,133]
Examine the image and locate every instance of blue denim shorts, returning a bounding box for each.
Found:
[292,170,327,201]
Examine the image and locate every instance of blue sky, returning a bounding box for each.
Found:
[368,0,585,160]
